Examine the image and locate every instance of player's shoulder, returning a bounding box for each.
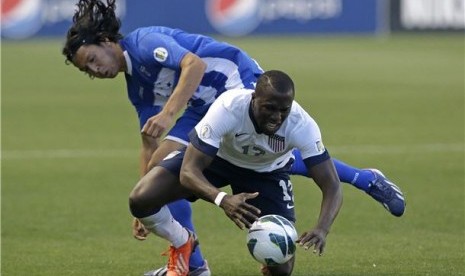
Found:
[124,26,174,47]
[288,100,312,121]
[122,27,178,62]
[282,101,319,135]
[122,28,154,54]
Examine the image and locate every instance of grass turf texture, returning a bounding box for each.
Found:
[2,34,464,275]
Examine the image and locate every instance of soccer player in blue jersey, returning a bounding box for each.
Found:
[62,0,405,275]
[129,70,343,276]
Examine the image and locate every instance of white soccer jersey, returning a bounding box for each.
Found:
[193,89,326,172]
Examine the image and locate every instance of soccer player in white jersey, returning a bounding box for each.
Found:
[129,70,343,276]
[63,0,404,275]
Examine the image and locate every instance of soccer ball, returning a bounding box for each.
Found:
[246,214,298,266]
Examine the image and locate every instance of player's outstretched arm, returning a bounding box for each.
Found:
[180,144,217,200]
[297,158,343,256]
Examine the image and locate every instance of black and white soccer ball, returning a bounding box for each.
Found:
[246,214,298,266]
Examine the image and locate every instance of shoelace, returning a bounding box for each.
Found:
[373,180,394,200]
[163,246,190,276]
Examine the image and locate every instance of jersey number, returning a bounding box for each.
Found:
[279,179,294,203]
[241,145,265,156]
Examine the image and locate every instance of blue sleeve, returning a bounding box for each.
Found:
[188,129,218,158]
[137,32,189,70]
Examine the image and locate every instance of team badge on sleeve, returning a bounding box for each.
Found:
[200,124,212,139]
[315,140,325,153]
[153,47,168,62]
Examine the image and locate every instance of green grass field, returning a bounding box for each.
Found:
[2,34,464,275]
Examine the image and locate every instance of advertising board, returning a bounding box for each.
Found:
[1,0,384,39]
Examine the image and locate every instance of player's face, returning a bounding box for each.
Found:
[73,42,123,79]
[252,90,293,135]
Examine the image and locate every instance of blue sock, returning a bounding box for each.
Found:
[167,200,205,269]
[332,159,374,191]
[290,149,307,176]
[290,150,374,192]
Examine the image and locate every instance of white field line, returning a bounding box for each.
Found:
[1,143,463,160]
[330,143,464,155]
[1,149,137,160]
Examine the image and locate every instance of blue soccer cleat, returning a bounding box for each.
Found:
[366,169,405,217]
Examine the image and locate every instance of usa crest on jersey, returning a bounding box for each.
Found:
[268,134,285,152]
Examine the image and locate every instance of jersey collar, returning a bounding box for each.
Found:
[249,99,263,134]
[123,50,132,75]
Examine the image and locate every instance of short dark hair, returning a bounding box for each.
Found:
[62,0,123,63]
[255,70,295,96]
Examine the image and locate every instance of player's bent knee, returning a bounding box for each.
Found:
[128,190,150,218]
[129,166,178,218]
[128,193,163,218]
[128,180,164,218]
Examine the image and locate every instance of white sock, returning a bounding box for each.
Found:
[139,205,189,248]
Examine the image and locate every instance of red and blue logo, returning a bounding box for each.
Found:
[1,0,43,39]
[205,0,262,36]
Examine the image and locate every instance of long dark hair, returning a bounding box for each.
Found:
[62,0,123,63]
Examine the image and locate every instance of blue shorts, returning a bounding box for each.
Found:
[160,148,296,222]
[165,105,211,144]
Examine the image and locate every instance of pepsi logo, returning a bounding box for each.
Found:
[1,0,43,39]
[205,0,262,37]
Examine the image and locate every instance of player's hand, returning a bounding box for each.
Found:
[220,192,261,230]
[141,112,173,138]
[296,228,328,256]
[132,218,150,240]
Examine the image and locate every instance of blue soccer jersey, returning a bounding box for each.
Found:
[119,26,264,130]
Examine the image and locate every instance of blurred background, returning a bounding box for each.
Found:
[2,0,465,39]
[2,0,464,275]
